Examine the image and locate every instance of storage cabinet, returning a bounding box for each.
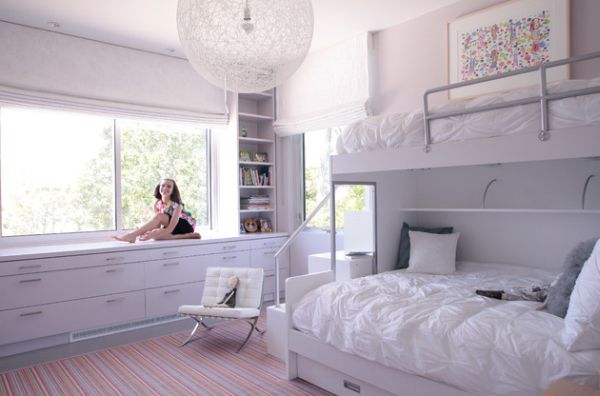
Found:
[0,235,289,355]
[238,89,277,233]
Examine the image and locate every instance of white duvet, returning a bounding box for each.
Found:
[336,78,600,154]
[292,262,600,396]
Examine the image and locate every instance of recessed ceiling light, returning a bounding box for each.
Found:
[46,21,60,28]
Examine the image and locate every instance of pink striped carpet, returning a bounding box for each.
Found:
[0,317,333,395]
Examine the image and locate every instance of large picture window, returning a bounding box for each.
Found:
[0,107,209,240]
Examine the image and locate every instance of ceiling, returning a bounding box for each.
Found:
[0,0,459,57]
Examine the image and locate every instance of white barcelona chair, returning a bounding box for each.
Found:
[177,267,265,353]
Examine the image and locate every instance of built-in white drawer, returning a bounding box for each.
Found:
[208,250,251,268]
[0,291,145,346]
[145,256,210,288]
[262,268,289,303]
[250,237,286,250]
[251,248,289,275]
[145,282,204,318]
[202,241,252,255]
[0,263,144,310]
[0,249,160,276]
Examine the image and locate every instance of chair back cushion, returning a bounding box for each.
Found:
[201,267,264,309]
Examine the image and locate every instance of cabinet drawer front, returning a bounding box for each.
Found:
[145,282,204,318]
[0,263,144,310]
[251,249,289,275]
[263,268,289,295]
[0,249,159,276]
[201,241,252,255]
[210,251,250,267]
[0,291,145,346]
[145,256,210,288]
[250,237,286,250]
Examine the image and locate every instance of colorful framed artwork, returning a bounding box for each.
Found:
[448,0,569,99]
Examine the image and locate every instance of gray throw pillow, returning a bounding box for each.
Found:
[546,238,598,318]
[396,222,454,269]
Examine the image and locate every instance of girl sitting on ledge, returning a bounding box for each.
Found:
[114,178,200,243]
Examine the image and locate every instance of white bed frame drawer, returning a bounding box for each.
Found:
[145,282,204,318]
[0,291,145,345]
[145,256,209,288]
[0,263,144,310]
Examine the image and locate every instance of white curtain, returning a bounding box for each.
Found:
[274,32,374,136]
[0,22,228,125]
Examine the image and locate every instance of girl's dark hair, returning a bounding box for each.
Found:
[154,178,183,204]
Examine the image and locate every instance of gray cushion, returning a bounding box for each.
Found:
[546,238,597,318]
[396,222,454,269]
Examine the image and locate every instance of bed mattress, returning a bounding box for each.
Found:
[291,262,600,396]
[336,78,600,154]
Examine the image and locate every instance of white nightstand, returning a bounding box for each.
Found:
[308,251,373,281]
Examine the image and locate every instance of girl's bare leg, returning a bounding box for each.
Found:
[113,213,169,243]
[153,232,201,241]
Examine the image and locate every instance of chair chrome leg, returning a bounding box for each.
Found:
[180,321,200,347]
[237,317,260,353]
[200,317,213,331]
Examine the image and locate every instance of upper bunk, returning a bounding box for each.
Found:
[332,51,600,175]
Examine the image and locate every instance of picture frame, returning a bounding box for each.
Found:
[239,150,251,162]
[258,218,272,233]
[447,0,569,99]
[253,152,268,162]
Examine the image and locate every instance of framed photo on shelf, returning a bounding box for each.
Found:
[258,218,272,233]
[447,0,569,99]
[253,152,268,162]
[239,151,251,162]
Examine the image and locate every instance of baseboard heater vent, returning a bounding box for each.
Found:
[70,314,181,342]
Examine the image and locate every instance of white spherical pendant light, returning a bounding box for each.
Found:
[177,0,313,93]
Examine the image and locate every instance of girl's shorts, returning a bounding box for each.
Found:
[172,218,194,235]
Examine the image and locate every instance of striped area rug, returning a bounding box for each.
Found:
[0,317,332,396]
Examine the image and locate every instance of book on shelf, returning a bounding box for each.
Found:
[240,195,271,210]
[239,167,271,186]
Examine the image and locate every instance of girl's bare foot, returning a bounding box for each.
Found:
[112,234,137,243]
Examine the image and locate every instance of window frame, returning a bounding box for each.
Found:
[0,106,212,247]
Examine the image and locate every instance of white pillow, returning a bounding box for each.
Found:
[561,238,600,351]
[406,230,459,274]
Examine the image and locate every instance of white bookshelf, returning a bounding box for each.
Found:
[238,89,277,234]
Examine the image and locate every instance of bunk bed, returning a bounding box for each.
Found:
[285,51,600,396]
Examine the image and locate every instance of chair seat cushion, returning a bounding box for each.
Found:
[178,305,260,319]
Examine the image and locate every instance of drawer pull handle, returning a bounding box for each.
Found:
[263,250,277,255]
[19,264,42,270]
[343,380,361,393]
[105,256,125,262]
[163,251,178,256]
[163,262,180,267]
[222,245,236,250]
[222,255,237,260]
[164,289,181,294]
[19,278,42,283]
[105,268,124,273]
[20,310,43,317]
[106,297,125,303]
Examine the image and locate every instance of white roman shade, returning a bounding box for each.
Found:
[274,32,373,136]
[0,22,228,125]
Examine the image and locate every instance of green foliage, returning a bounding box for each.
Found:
[120,122,208,229]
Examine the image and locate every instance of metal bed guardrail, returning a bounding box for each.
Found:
[422,50,600,153]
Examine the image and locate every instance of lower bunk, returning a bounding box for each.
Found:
[285,254,600,396]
